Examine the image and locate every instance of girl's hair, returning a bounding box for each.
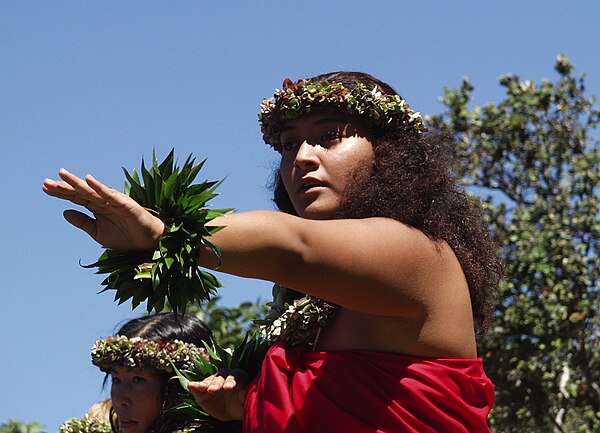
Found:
[271,71,503,335]
[115,312,213,347]
[86,399,111,423]
[108,313,213,433]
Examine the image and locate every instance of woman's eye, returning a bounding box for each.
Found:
[111,377,121,385]
[281,139,299,152]
[133,376,146,383]
[321,131,341,143]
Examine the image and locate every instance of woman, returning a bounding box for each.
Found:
[44,72,502,432]
[92,313,216,433]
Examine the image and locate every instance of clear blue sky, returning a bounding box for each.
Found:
[1,1,599,431]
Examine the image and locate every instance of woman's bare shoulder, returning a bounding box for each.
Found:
[274,216,464,315]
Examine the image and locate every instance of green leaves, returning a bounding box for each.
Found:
[0,420,46,433]
[169,333,269,429]
[430,55,599,432]
[186,295,269,350]
[174,332,269,385]
[85,149,232,314]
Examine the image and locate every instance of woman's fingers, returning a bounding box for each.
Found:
[189,371,243,394]
[43,180,96,210]
[186,371,247,421]
[44,168,164,251]
[222,374,240,391]
[193,375,228,393]
[57,169,106,205]
[43,170,106,210]
[43,178,76,199]
[85,174,129,208]
[44,170,129,215]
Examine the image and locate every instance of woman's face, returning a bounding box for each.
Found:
[279,110,374,219]
[110,365,164,433]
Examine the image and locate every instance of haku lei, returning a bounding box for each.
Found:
[91,335,208,373]
[58,417,111,433]
[259,78,427,151]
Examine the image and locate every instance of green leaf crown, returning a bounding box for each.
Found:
[83,150,232,314]
[259,78,427,151]
[91,335,208,373]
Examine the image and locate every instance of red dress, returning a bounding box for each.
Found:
[244,341,494,433]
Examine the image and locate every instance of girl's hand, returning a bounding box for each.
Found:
[43,169,164,251]
[187,369,248,421]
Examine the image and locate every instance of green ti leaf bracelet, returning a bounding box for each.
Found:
[83,149,232,314]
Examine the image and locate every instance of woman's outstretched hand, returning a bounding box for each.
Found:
[43,168,164,251]
[188,369,248,422]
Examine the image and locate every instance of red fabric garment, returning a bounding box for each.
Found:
[244,341,494,433]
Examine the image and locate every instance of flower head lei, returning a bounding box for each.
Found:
[91,335,208,373]
[59,416,111,433]
[258,77,427,151]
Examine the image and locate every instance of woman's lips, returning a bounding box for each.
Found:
[298,179,325,193]
[119,420,138,429]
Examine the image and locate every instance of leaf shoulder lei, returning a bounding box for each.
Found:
[255,284,339,348]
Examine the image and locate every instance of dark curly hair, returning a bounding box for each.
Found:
[270,71,503,335]
[106,313,217,433]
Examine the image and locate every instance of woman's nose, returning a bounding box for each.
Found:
[294,141,319,170]
[112,388,131,408]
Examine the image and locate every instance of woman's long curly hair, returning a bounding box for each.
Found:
[270,71,503,335]
[106,313,213,433]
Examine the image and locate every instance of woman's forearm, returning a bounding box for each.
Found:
[198,210,305,282]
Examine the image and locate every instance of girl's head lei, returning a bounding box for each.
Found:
[91,335,208,373]
[59,416,111,433]
[258,77,427,151]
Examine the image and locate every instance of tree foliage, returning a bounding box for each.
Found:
[428,55,599,432]
[0,420,45,433]
[186,295,268,350]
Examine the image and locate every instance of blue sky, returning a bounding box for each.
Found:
[1,1,599,431]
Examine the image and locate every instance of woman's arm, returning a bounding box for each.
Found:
[44,171,456,317]
[200,211,449,316]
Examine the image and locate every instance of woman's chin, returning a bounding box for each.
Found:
[296,207,336,220]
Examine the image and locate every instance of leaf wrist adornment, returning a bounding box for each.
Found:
[83,150,232,314]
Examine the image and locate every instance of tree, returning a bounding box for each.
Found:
[428,55,599,432]
[0,420,45,433]
[187,295,268,350]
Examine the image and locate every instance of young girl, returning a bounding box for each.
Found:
[92,313,214,433]
[44,72,502,432]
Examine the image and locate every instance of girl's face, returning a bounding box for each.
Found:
[279,110,374,219]
[110,365,164,433]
